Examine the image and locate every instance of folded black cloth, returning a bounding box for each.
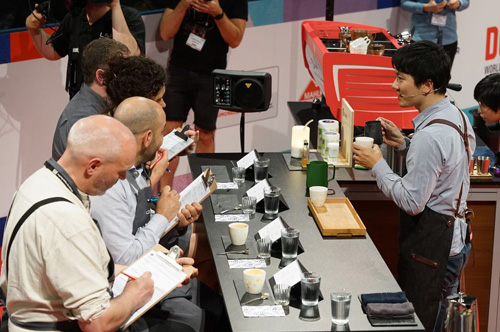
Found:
[360,292,408,307]
[365,302,415,316]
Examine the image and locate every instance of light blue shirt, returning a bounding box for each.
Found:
[401,0,469,46]
[90,166,172,265]
[372,98,475,255]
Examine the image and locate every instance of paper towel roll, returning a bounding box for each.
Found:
[327,142,339,164]
[318,120,339,158]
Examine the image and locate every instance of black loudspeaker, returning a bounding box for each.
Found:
[212,69,272,112]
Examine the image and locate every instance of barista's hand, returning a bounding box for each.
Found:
[447,0,461,10]
[352,143,383,169]
[377,117,405,149]
[26,4,46,31]
[156,186,181,221]
[423,0,447,13]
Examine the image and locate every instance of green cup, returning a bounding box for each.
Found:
[306,161,335,190]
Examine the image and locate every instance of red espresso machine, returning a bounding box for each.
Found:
[301,20,418,129]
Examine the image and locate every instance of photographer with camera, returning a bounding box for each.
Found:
[158,0,247,187]
[25,0,145,99]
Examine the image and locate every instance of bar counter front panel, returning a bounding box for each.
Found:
[188,153,424,332]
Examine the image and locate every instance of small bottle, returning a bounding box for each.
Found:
[301,140,310,168]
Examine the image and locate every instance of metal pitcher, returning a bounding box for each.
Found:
[441,292,479,332]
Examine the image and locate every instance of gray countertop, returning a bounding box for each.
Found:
[188,152,424,332]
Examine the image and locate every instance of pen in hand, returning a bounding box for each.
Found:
[151,151,172,174]
[121,272,138,280]
[151,152,164,169]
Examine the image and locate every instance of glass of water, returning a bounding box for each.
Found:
[232,166,246,187]
[253,158,270,183]
[263,186,280,216]
[330,290,351,325]
[280,227,299,259]
[301,272,321,306]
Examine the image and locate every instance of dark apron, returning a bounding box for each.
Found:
[126,169,181,248]
[398,112,470,332]
[125,170,202,332]
[398,207,454,331]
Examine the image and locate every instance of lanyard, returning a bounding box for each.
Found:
[44,159,83,203]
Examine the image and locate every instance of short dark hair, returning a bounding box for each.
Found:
[391,40,451,95]
[102,56,167,113]
[81,38,129,85]
[474,73,500,113]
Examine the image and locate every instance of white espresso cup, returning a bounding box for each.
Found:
[309,186,328,207]
[355,136,374,148]
[243,268,266,294]
[228,223,249,245]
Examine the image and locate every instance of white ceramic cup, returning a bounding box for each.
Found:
[243,268,266,294]
[228,223,249,245]
[309,186,328,207]
[355,137,374,148]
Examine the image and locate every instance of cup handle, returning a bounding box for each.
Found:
[328,165,336,182]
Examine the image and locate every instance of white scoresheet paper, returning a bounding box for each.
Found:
[112,251,186,329]
[161,130,194,161]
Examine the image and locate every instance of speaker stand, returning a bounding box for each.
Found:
[239,111,246,153]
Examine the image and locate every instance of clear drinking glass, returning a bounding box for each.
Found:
[273,283,291,306]
[301,272,321,306]
[256,237,272,259]
[241,196,257,216]
[330,290,352,325]
[281,228,299,259]
[263,186,280,216]
[253,158,270,183]
[232,166,246,187]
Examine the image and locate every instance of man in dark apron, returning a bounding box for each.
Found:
[353,40,475,332]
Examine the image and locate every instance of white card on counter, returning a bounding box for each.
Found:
[272,260,302,287]
[216,182,238,190]
[215,214,250,222]
[228,259,267,269]
[242,305,286,317]
[257,217,285,242]
[237,149,259,169]
[246,179,270,203]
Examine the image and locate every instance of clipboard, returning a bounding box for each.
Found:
[113,244,195,330]
[161,125,195,161]
[161,168,217,237]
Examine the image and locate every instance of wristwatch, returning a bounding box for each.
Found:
[214,11,224,20]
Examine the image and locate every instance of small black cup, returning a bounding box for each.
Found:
[364,120,383,145]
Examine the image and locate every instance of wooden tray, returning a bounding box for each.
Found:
[308,197,366,237]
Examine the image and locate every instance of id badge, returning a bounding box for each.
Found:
[431,14,447,27]
[186,33,206,51]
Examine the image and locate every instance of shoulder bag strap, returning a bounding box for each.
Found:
[5,197,72,277]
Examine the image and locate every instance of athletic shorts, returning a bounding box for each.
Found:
[163,64,219,131]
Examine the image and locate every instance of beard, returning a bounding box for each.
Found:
[92,172,118,196]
